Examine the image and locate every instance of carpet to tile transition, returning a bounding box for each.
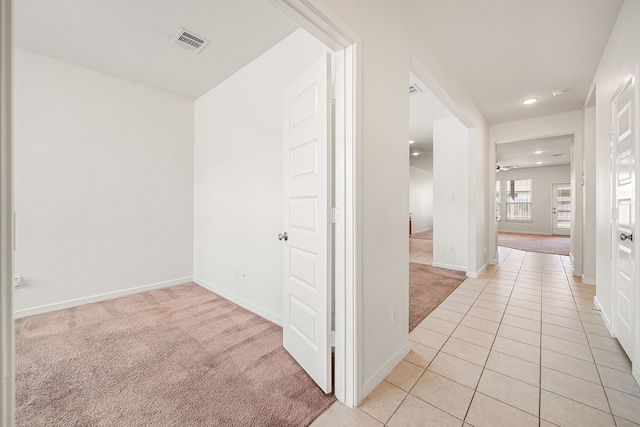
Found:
[16,283,335,427]
[409,263,467,331]
[498,232,570,256]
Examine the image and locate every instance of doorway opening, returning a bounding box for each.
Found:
[407,69,469,332]
[2,0,360,422]
[495,135,573,256]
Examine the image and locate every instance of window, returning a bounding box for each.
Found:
[495,180,501,220]
[506,179,532,220]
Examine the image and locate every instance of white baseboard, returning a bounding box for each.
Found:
[466,262,488,279]
[359,340,411,404]
[581,274,596,285]
[498,231,554,236]
[411,228,432,234]
[14,277,193,319]
[431,262,466,272]
[593,296,612,335]
[193,277,282,326]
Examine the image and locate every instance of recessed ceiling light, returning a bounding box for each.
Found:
[409,140,415,144]
[534,150,542,154]
[412,152,419,156]
[522,97,538,105]
[536,161,543,165]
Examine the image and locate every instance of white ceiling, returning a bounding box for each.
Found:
[14,0,299,99]
[409,71,452,157]
[496,135,572,170]
[408,0,623,125]
[15,0,624,125]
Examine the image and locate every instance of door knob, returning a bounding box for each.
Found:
[620,233,633,242]
[278,232,288,241]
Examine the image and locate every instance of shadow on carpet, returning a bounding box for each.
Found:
[410,263,467,331]
[16,283,335,427]
[498,232,570,256]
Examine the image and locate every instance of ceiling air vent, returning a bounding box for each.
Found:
[409,84,423,96]
[171,28,210,53]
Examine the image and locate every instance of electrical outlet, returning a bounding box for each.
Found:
[390,305,398,325]
[447,245,454,253]
[14,276,22,289]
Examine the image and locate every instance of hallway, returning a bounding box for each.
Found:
[312,247,640,426]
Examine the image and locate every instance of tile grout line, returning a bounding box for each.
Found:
[398,246,491,425]
[406,248,639,426]
[461,247,532,424]
[536,253,544,427]
[358,247,635,427]
[561,257,620,425]
[538,253,568,426]
[404,250,506,424]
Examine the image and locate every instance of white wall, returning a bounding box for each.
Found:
[407,19,490,279]
[409,162,433,233]
[432,117,469,271]
[582,106,596,284]
[193,29,332,325]
[318,0,490,401]
[410,148,432,171]
[496,165,571,235]
[14,48,194,316]
[591,0,640,377]
[0,1,14,422]
[314,1,412,401]
[490,110,583,274]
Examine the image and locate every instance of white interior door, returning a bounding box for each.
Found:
[551,183,571,236]
[281,54,332,393]
[612,72,637,360]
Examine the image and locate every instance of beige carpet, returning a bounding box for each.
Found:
[409,263,467,331]
[410,229,433,240]
[498,232,570,256]
[16,283,335,427]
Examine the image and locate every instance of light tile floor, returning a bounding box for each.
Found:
[311,245,640,427]
[410,238,433,265]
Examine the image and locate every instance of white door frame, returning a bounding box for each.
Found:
[267,0,360,406]
[635,64,640,385]
[1,0,15,424]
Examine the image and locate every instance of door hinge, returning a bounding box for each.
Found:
[331,84,336,100]
[330,207,340,224]
[331,330,336,347]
